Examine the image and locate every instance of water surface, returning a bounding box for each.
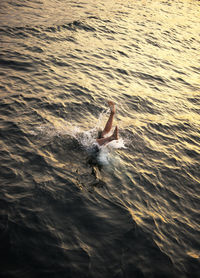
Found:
[0,0,200,277]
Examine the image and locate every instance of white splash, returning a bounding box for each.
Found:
[97,138,127,166]
[31,109,128,166]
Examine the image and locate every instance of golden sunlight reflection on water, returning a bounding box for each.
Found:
[0,0,200,277]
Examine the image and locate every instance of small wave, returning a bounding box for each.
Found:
[67,20,96,32]
[0,57,33,71]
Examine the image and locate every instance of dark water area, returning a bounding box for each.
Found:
[0,0,200,277]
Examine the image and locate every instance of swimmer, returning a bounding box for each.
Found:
[96,101,119,146]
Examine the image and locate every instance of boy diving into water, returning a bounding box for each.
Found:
[88,101,119,175]
[96,101,118,146]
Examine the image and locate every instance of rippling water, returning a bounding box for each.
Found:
[0,0,200,277]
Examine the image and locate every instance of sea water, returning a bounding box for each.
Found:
[0,0,200,277]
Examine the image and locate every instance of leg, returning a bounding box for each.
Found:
[96,126,118,146]
[101,101,115,138]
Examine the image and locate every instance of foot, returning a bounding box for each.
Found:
[107,101,115,114]
[112,126,118,140]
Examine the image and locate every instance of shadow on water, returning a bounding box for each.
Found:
[0,198,180,278]
[0,203,20,278]
[120,228,178,278]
